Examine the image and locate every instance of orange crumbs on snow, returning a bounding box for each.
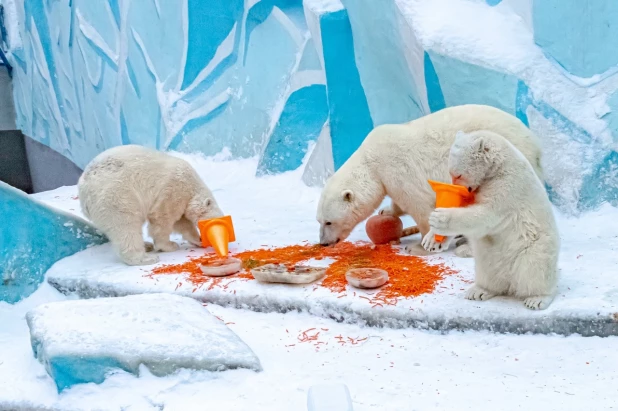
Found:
[149,242,457,302]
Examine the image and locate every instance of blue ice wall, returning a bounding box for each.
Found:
[0,182,107,303]
[4,0,618,213]
[533,1,618,78]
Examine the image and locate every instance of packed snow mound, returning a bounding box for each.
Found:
[26,293,262,391]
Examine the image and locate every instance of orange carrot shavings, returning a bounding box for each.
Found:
[149,242,457,303]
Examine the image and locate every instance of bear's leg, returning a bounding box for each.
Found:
[465,257,511,302]
[379,201,406,217]
[513,250,558,311]
[107,220,159,266]
[173,216,201,247]
[148,218,180,252]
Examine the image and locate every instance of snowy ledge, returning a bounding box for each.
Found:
[35,160,618,339]
[47,242,618,338]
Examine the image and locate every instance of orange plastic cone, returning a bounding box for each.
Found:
[197,216,236,257]
[427,180,474,243]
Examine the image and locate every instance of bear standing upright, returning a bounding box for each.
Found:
[316,104,544,257]
[78,145,224,266]
[429,130,559,310]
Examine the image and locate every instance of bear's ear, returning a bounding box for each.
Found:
[342,189,353,203]
[455,130,466,140]
[473,137,489,153]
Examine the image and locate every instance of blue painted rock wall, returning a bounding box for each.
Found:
[3,0,618,213]
[0,182,107,303]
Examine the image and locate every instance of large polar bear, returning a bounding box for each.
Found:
[78,145,223,266]
[429,130,559,310]
[316,104,543,257]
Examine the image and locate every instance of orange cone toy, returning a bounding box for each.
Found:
[427,180,474,243]
[197,215,236,257]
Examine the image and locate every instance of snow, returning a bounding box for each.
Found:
[26,294,262,391]
[0,0,23,50]
[396,0,618,143]
[40,154,618,337]
[307,383,353,410]
[2,285,618,409]
[0,153,615,408]
[303,0,345,14]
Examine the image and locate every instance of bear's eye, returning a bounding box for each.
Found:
[325,222,332,226]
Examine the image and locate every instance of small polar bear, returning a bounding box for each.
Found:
[316,104,543,258]
[78,145,223,266]
[429,130,559,310]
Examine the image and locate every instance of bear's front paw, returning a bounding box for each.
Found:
[187,238,202,247]
[428,208,452,233]
[420,230,450,253]
[155,241,180,252]
[182,233,202,247]
[378,206,394,216]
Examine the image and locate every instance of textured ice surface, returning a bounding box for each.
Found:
[0,182,107,304]
[7,0,618,212]
[26,293,262,391]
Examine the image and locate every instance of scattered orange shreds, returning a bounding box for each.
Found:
[148,241,457,302]
[298,328,320,343]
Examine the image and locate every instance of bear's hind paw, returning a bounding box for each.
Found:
[464,285,496,301]
[122,253,160,266]
[523,295,554,310]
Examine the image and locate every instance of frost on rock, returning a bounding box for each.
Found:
[26,293,262,391]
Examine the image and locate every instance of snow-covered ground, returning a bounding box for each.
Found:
[1,154,618,410]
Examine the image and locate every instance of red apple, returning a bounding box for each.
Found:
[365,214,403,244]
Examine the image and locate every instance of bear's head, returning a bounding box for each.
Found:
[449,130,502,193]
[185,190,224,224]
[316,165,384,246]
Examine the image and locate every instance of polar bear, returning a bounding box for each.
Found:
[78,145,223,266]
[316,104,543,257]
[428,130,559,310]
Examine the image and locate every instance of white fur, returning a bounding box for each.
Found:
[316,105,544,255]
[78,145,223,266]
[429,130,559,310]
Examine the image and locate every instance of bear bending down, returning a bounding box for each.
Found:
[316,104,544,257]
[429,130,559,310]
[78,145,223,266]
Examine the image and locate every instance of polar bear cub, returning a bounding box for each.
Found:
[428,130,559,310]
[78,145,223,266]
